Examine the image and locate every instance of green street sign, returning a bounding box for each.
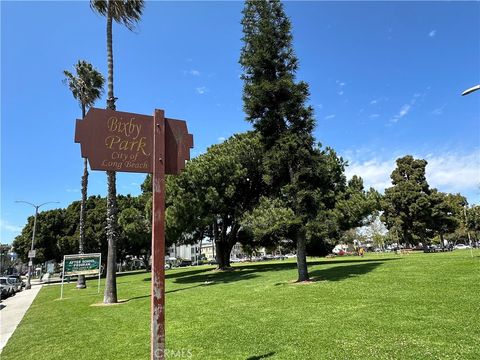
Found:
[64,254,101,276]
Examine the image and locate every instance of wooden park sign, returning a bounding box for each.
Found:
[75,108,193,360]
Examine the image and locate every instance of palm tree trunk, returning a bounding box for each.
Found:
[77,104,88,289]
[103,8,118,304]
[104,170,118,303]
[106,8,115,110]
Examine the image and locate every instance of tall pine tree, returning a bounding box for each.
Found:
[382,155,432,245]
[240,0,343,281]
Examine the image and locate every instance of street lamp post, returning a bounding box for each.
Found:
[461,85,480,96]
[15,201,59,289]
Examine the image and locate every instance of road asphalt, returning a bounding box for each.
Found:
[0,283,42,353]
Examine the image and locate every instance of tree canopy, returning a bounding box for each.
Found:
[164,131,264,269]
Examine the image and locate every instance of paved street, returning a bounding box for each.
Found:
[0,284,42,353]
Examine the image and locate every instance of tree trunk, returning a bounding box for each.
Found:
[77,104,87,289]
[215,239,234,270]
[103,7,118,304]
[296,229,309,282]
[104,171,118,303]
[106,9,116,110]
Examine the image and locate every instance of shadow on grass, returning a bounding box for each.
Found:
[122,260,385,302]
[246,352,276,360]
[121,282,218,302]
[238,257,398,273]
[309,261,384,282]
[270,262,385,285]
[171,259,395,286]
[140,258,398,289]
[140,267,216,282]
[145,271,259,286]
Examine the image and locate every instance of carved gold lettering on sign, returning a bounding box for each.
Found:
[101,116,152,170]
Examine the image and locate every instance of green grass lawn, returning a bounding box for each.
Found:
[2,250,479,359]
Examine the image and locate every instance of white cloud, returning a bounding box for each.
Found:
[432,104,446,116]
[336,80,346,96]
[183,69,200,76]
[425,151,480,194]
[0,219,22,233]
[217,137,226,142]
[369,114,380,118]
[344,150,480,201]
[345,158,395,191]
[398,104,411,117]
[389,92,423,123]
[66,188,79,193]
[195,86,208,95]
[428,30,436,38]
[316,104,323,109]
[324,114,336,120]
[370,97,388,106]
[390,104,411,123]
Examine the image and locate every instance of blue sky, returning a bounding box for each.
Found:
[2,1,479,244]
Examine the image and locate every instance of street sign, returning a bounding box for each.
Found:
[74,108,193,360]
[28,250,36,258]
[75,108,193,174]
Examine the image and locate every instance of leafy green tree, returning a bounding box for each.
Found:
[165,132,264,269]
[118,197,151,270]
[63,60,104,288]
[240,0,348,280]
[1,244,15,275]
[90,0,144,303]
[429,191,465,247]
[382,156,432,246]
[307,176,381,255]
[82,196,108,257]
[466,205,480,242]
[13,209,67,264]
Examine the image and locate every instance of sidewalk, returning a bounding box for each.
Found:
[0,284,43,353]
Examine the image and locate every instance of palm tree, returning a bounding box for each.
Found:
[90,0,144,304]
[63,60,104,289]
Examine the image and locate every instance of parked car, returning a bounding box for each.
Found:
[454,244,471,250]
[7,275,24,292]
[178,260,192,267]
[0,277,15,299]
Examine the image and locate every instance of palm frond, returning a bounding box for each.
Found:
[63,60,105,110]
[90,0,144,30]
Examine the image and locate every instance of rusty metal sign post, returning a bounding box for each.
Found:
[75,107,193,360]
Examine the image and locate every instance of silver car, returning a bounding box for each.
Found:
[7,276,23,292]
[0,277,15,298]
